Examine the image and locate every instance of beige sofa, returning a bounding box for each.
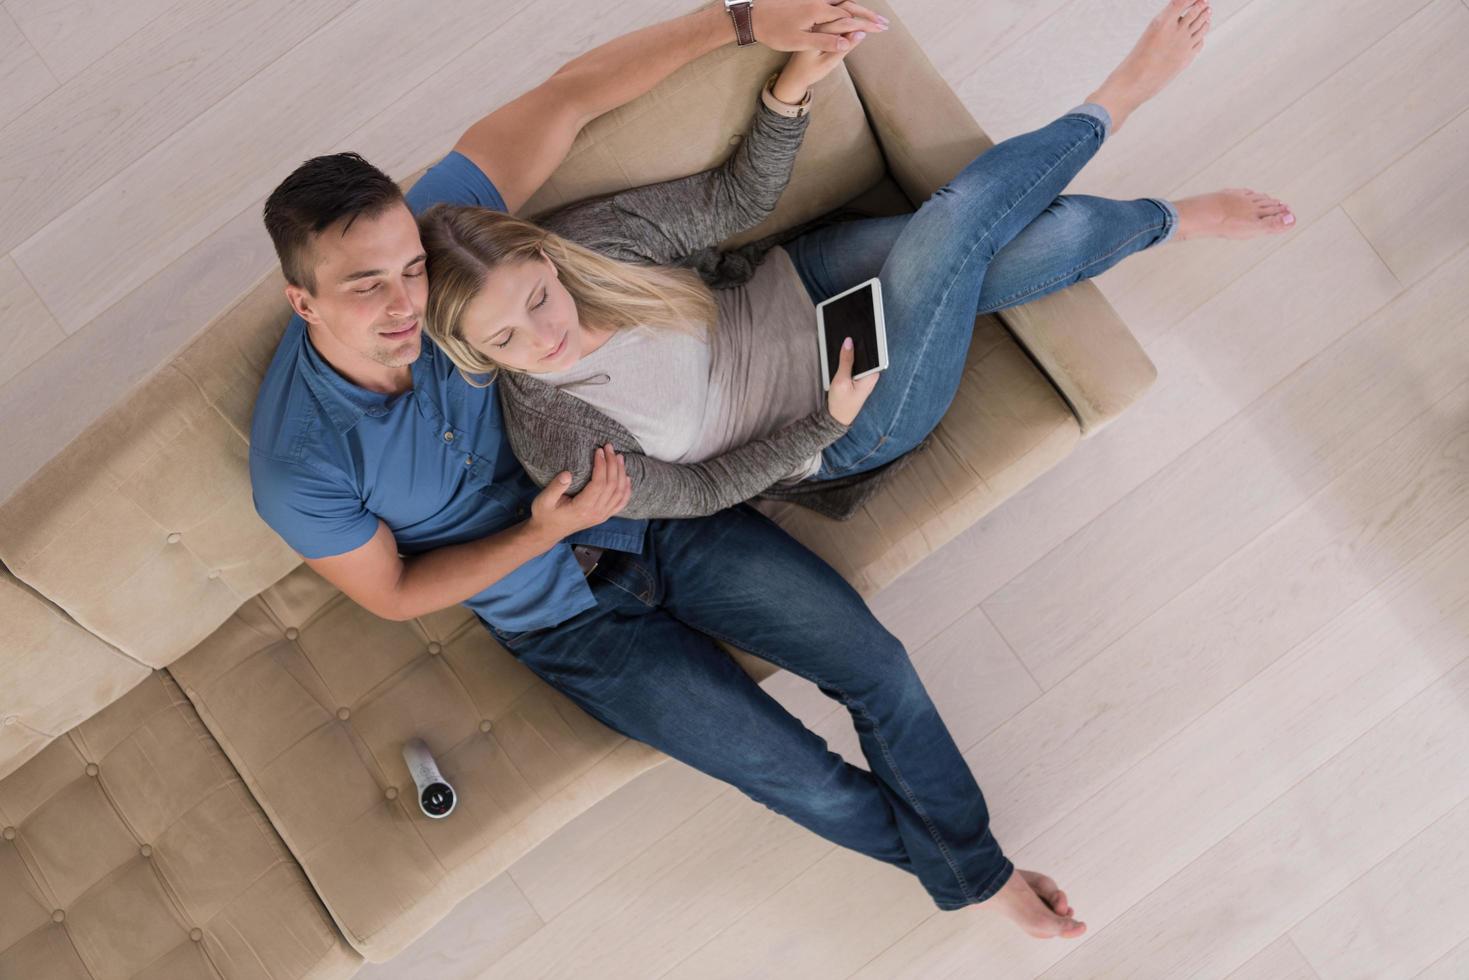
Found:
[0,4,1155,974]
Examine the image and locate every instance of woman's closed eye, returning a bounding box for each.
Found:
[494,289,548,348]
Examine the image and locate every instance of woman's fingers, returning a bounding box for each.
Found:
[839,0,888,25]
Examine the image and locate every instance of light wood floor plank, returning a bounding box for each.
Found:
[507,761,725,923]
[1226,937,1321,980]
[1289,799,1469,980]
[8,0,537,333]
[1343,105,1469,287]
[1414,937,1469,980]
[662,844,934,980]
[1036,657,1469,979]
[2,0,178,83]
[0,257,65,389]
[354,872,544,980]
[0,8,56,130]
[1096,0,1469,343]
[953,0,1421,152]
[856,493,1469,978]
[981,209,1401,687]
[966,368,1469,889]
[0,0,359,263]
[478,788,834,980]
[871,208,1396,659]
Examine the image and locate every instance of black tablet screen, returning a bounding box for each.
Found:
[822,283,880,382]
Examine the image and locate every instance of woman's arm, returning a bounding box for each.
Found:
[535,97,808,266]
[534,46,865,265]
[616,409,850,518]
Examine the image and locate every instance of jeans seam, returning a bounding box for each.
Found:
[597,561,656,606]
[977,221,1165,313]
[860,121,1102,470]
[691,619,978,904]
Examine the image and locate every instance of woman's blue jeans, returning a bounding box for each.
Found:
[785,104,1178,479]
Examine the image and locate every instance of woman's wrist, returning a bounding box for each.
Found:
[771,72,813,106]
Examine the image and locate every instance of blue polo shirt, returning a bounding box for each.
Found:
[249,151,646,632]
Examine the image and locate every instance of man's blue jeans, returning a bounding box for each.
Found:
[784,104,1178,478]
[488,504,1012,910]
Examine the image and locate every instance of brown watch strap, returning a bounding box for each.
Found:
[727,1,756,46]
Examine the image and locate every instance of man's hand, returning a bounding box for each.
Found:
[528,444,633,544]
[755,0,889,53]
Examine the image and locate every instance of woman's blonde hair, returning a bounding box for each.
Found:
[419,204,716,385]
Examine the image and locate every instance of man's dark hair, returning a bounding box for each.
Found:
[263,152,405,293]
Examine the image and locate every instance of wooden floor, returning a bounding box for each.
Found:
[8,0,1468,976]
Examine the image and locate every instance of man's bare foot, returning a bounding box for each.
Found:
[988,868,1087,939]
[1087,0,1212,135]
[1171,188,1296,241]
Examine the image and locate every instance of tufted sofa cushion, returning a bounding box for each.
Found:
[167,564,667,960]
[0,570,150,782]
[0,671,360,979]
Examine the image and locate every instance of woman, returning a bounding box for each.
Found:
[421,0,1292,520]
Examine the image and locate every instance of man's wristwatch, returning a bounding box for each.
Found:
[724,0,756,46]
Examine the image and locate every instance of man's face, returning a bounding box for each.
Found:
[288,203,428,375]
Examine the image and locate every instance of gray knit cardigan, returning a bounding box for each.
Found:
[496,91,922,521]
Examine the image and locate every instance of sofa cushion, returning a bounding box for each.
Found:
[167,564,666,961]
[0,570,150,782]
[0,672,359,979]
[0,362,299,668]
[756,315,1081,596]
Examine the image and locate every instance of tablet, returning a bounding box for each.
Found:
[816,276,889,391]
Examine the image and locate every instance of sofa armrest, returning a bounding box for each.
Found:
[845,1,1156,433]
[843,0,992,204]
[993,287,1158,434]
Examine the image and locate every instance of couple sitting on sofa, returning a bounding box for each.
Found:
[251,0,1289,942]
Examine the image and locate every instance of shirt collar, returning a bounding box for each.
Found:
[297,322,427,433]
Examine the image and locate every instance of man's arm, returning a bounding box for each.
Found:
[455,0,885,213]
[303,448,631,622]
[307,519,558,622]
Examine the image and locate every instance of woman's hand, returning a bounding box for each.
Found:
[826,337,880,426]
[772,6,880,104]
[528,444,632,542]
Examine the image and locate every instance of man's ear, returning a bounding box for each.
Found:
[285,283,321,325]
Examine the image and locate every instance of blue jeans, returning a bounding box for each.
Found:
[784,104,1178,478]
[488,505,1012,909]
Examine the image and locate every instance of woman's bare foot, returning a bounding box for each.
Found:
[1087,0,1213,134]
[1171,188,1296,241]
[988,868,1087,939]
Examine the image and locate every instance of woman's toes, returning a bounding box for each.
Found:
[1192,10,1212,35]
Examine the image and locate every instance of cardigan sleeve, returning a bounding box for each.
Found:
[533,95,809,267]
[502,378,850,520]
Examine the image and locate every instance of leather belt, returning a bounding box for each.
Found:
[572,544,603,577]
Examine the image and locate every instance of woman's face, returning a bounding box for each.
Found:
[460,253,590,373]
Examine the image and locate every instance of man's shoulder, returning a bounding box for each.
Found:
[404,151,508,215]
[249,314,332,468]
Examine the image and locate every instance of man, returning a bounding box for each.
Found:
[251,0,1083,939]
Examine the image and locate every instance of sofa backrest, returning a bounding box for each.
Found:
[0,45,886,755]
